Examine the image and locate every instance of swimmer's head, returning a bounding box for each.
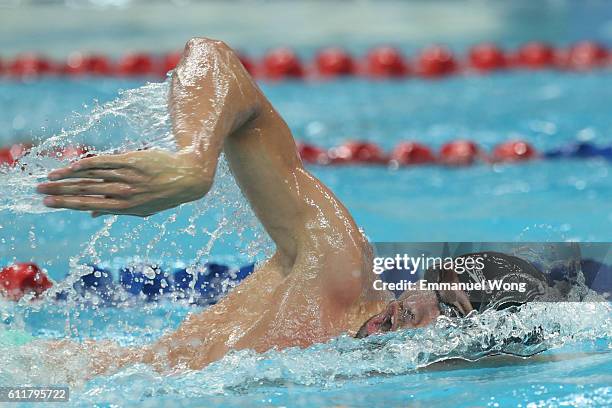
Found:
[355,251,549,339]
[354,287,471,339]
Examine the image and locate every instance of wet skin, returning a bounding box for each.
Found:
[36,38,470,374]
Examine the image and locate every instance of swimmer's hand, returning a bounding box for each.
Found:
[37,150,213,217]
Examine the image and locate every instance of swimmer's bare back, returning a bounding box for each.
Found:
[38,38,388,374]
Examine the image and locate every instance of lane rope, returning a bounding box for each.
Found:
[0,41,610,80]
[0,262,255,306]
[2,140,611,168]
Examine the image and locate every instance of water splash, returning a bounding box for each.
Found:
[0,80,175,214]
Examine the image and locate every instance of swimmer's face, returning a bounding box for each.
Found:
[355,289,471,339]
[355,290,441,338]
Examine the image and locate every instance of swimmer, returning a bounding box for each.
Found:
[35,38,547,375]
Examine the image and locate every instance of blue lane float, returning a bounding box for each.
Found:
[543,142,612,160]
[119,264,173,301]
[56,262,256,306]
[75,264,115,302]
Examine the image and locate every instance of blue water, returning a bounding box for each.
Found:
[2,56,612,408]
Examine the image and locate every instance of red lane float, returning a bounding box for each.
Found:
[160,52,182,76]
[8,54,55,77]
[86,55,114,75]
[328,141,388,164]
[63,53,114,76]
[417,45,457,78]
[0,143,30,167]
[491,140,537,162]
[9,143,30,161]
[439,140,481,166]
[365,47,409,78]
[262,48,304,79]
[117,53,154,76]
[390,142,436,165]
[0,144,90,167]
[469,43,507,71]
[565,41,609,70]
[316,47,355,77]
[0,148,13,166]
[238,54,256,75]
[298,142,329,164]
[0,263,52,301]
[515,42,556,68]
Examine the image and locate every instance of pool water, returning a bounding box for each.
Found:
[2,46,612,408]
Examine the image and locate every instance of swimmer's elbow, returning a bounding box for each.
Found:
[184,37,230,52]
[185,37,211,49]
[177,37,262,126]
[181,37,238,71]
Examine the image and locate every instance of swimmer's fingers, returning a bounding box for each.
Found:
[47,154,141,180]
[42,196,130,211]
[47,168,143,182]
[69,154,134,171]
[37,180,135,198]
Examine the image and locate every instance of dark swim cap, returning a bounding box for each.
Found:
[424,251,550,313]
